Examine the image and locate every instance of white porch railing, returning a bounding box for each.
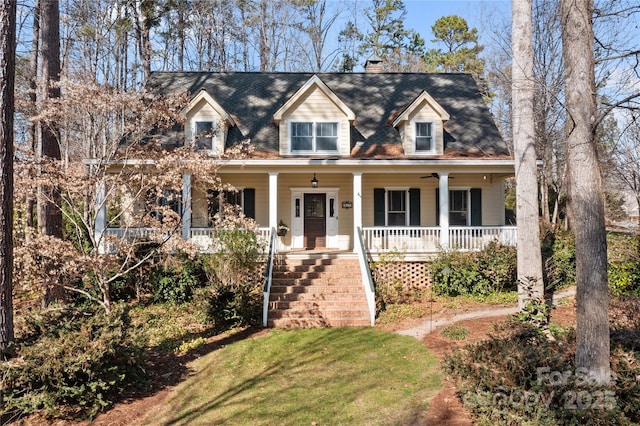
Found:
[104,227,159,239]
[189,227,271,252]
[105,226,516,254]
[362,226,517,253]
[102,227,179,253]
[362,227,441,253]
[449,226,517,251]
[188,227,270,240]
[103,226,272,253]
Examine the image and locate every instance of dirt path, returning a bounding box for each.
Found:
[397,287,576,340]
[405,289,577,426]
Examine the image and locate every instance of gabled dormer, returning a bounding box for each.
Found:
[274,75,355,156]
[183,89,235,155]
[392,90,450,156]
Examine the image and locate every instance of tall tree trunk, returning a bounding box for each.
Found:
[560,0,611,386]
[540,173,550,225]
[26,0,40,234]
[177,3,185,71]
[239,1,249,72]
[38,0,63,307]
[38,0,62,238]
[512,0,544,307]
[259,0,270,72]
[0,0,16,358]
[134,0,154,84]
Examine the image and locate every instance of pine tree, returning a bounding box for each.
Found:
[0,0,16,358]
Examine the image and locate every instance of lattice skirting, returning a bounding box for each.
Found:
[369,261,432,294]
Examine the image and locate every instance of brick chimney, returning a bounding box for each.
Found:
[364,54,383,73]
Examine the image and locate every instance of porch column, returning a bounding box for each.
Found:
[182,173,191,239]
[95,178,107,254]
[269,172,278,230]
[353,172,363,250]
[439,173,450,249]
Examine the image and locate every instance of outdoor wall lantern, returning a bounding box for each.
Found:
[311,173,318,188]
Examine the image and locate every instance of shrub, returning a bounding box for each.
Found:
[194,281,263,332]
[607,232,640,263]
[151,255,205,304]
[430,241,517,297]
[0,305,149,420]
[515,297,551,331]
[477,241,518,293]
[194,227,266,332]
[444,314,640,425]
[370,251,418,313]
[608,261,640,296]
[203,228,265,288]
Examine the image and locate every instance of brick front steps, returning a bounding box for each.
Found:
[267,253,371,328]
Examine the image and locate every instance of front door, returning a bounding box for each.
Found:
[304,193,326,249]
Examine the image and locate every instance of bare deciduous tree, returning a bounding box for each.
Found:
[293,0,342,72]
[560,0,611,386]
[610,114,640,226]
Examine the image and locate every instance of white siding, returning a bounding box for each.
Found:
[401,99,445,156]
[185,98,228,154]
[279,86,350,156]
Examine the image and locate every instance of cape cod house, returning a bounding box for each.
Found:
[94,58,516,327]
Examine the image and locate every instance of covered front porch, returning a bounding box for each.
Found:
[96,159,517,257]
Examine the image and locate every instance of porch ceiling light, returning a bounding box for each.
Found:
[311,173,318,188]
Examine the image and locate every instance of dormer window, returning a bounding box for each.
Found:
[415,122,434,152]
[392,90,449,156]
[291,121,338,153]
[182,90,235,156]
[274,75,354,156]
[195,120,215,151]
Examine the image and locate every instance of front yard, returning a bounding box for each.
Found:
[138,327,441,425]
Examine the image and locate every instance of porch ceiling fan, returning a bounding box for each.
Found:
[420,173,454,179]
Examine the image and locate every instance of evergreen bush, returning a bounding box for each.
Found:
[151,256,204,304]
[608,261,640,296]
[0,305,148,420]
[430,241,517,296]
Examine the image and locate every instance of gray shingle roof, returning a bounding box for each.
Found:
[146,72,509,158]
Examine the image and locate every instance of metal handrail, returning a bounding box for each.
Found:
[262,227,277,327]
[356,226,376,326]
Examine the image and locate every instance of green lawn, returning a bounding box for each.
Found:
[140,327,441,425]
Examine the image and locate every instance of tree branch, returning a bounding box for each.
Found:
[595,49,640,64]
[595,91,640,129]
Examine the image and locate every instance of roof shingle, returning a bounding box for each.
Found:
[146,72,510,158]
